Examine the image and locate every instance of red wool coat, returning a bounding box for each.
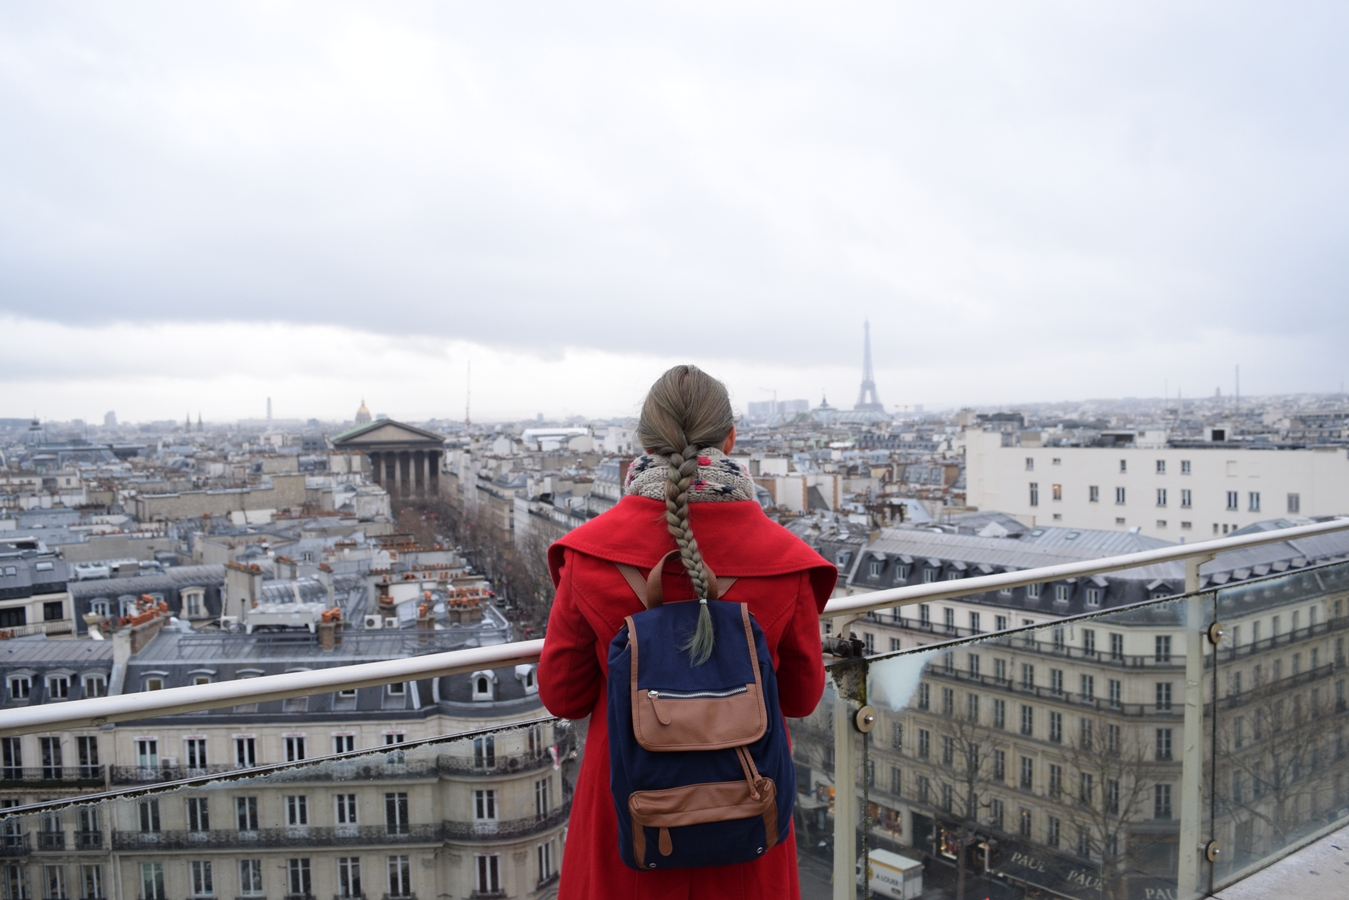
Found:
[538,495,836,900]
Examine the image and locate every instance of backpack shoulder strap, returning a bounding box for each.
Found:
[614,554,738,610]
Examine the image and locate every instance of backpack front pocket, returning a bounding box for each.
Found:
[633,683,767,751]
[627,778,779,869]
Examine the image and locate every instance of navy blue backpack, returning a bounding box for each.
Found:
[607,551,795,870]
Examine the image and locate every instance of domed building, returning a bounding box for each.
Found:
[355,399,372,426]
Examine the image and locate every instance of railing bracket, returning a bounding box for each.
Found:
[854,705,876,734]
[1204,840,1222,863]
[1207,622,1225,645]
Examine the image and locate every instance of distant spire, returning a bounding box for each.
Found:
[854,321,884,411]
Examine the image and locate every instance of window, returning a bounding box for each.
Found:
[1020,705,1034,736]
[1052,484,1062,501]
[39,737,62,778]
[919,604,931,627]
[286,796,308,828]
[387,856,411,899]
[234,737,256,769]
[1120,459,1127,473]
[1154,784,1173,820]
[144,677,164,692]
[1021,664,1035,690]
[286,859,311,898]
[1079,717,1093,748]
[187,797,210,833]
[868,560,881,577]
[239,860,263,897]
[535,777,551,818]
[889,638,900,652]
[890,721,902,750]
[993,750,1006,782]
[1054,585,1069,604]
[387,681,406,696]
[184,738,207,771]
[1249,491,1261,512]
[941,783,953,812]
[990,799,1004,830]
[1026,583,1041,600]
[863,633,874,654]
[141,863,165,900]
[1288,493,1301,514]
[916,776,930,804]
[942,687,954,716]
[923,568,936,584]
[236,797,259,832]
[1156,488,1167,507]
[82,675,106,698]
[1049,712,1063,743]
[285,737,306,763]
[917,730,930,759]
[1047,815,1060,848]
[1155,683,1173,712]
[1089,485,1099,503]
[332,734,355,755]
[993,698,1006,729]
[337,859,361,899]
[969,612,981,634]
[1029,483,1039,507]
[384,733,405,746]
[1110,633,1124,660]
[1155,636,1172,663]
[942,736,954,766]
[9,677,30,700]
[917,684,930,711]
[994,658,1007,684]
[81,865,103,900]
[889,765,903,795]
[1156,460,1166,474]
[1077,830,1092,859]
[77,736,99,779]
[473,735,495,768]
[1181,489,1192,508]
[1081,674,1095,701]
[475,854,501,895]
[1109,679,1121,708]
[1026,458,1034,471]
[1019,808,1032,837]
[538,840,556,885]
[384,793,409,835]
[995,615,1008,631]
[1020,757,1033,790]
[138,799,160,833]
[943,608,955,633]
[1227,491,1239,511]
[1050,668,1064,695]
[190,861,213,897]
[335,794,358,827]
[1156,728,1173,761]
[474,789,497,821]
[1115,487,1126,505]
[46,676,70,699]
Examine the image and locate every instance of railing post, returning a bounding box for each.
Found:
[1177,554,1214,898]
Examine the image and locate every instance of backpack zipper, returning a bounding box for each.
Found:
[647,686,747,700]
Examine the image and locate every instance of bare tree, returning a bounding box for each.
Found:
[1058,717,1159,900]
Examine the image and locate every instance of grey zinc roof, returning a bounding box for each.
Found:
[0,636,114,665]
[68,564,226,599]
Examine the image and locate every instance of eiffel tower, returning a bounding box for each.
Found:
[854,320,884,411]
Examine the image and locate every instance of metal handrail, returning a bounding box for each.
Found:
[0,516,1345,738]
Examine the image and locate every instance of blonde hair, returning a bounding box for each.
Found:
[636,365,735,664]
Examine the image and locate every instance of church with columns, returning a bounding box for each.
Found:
[332,418,445,500]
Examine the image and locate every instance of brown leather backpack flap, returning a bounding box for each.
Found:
[629,777,777,828]
[633,683,767,751]
[628,779,779,866]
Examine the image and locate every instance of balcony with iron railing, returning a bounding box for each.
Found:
[0,766,104,788]
[0,518,1344,900]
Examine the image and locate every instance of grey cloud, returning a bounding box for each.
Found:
[0,1,1346,383]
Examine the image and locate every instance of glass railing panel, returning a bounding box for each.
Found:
[839,597,1204,900]
[0,719,574,900]
[789,678,843,900]
[1210,559,1349,891]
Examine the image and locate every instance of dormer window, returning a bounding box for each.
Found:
[9,676,31,700]
[145,678,164,692]
[83,674,107,698]
[471,671,497,702]
[386,682,405,697]
[515,665,538,696]
[47,676,70,699]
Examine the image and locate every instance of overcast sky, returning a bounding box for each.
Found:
[2,2,1347,423]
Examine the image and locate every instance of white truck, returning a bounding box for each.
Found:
[857,849,924,900]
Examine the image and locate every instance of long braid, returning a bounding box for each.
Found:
[636,365,736,666]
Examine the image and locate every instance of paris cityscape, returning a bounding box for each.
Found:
[3,4,1349,900]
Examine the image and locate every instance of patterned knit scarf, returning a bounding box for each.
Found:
[624,448,756,502]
